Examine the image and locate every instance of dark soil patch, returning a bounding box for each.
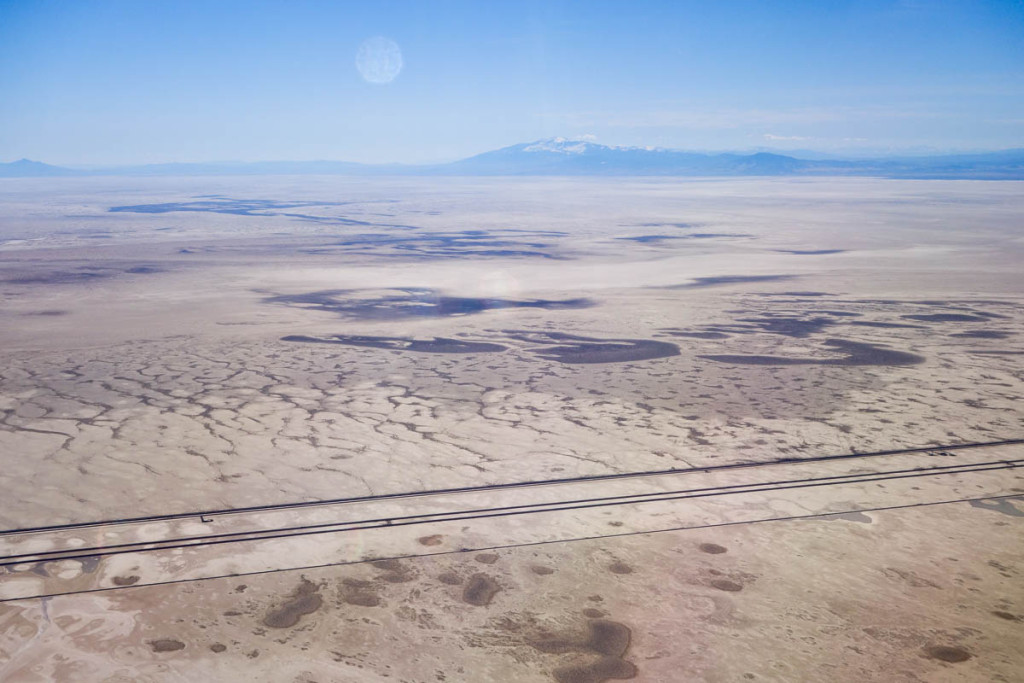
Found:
[619,233,748,243]
[969,498,1024,517]
[608,561,634,575]
[463,574,501,606]
[848,321,926,329]
[774,249,846,255]
[149,639,186,653]
[343,592,381,607]
[418,535,444,546]
[554,657,637,683]
[950,330,1012,339]
[533,620,637,682]
[734,316,836,338]
[266,288,592,320]
[667,274,796,289]
[710,579,744,592]
[282,334,507,354]
[903,313,991,323]
[701,338,924,366]
[23,309,69,316]
[699,543,728,554]
[371,559,403,571]
[505,331,679,364]
[4,270,113,285]
[923,645,972,663]
[262,579,323,628]
[660,330,731,340]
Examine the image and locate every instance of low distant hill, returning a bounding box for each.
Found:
[99,160,383,176]
[441,139,817,176]
[3,141,1024,179]
[0,159,87,177]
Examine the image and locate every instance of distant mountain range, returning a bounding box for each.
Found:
[4,138,1024,179]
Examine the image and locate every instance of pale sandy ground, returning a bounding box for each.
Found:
[0,177,1022,681]
[1,498,1022,682]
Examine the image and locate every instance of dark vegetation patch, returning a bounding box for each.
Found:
[475,553,499,565]
[699,543,728,554]
[462,574,501,606]
[902,313,992,323]
[149,639,186,653]
[732,316,836,338]
[848,321,926,329]
[659,330,731,340]
[505,330,680,364]
[282,334,507,354]
[821,511,874,524]
[608,561,634,575]
[210,643,227,653]
[371,559,403,571]
[23,309,69,316]
[950,330,1013,339]
[266,288,593,320]
[617,232,748,243]
[79,556,101,573]
[710,579,744,592]
[992,610,1020,621]
[634,222,701,228]
[969,498,1024,517]
[111,197,345,217]
[418,534,444,546]
[923,645,972,663]
[5,264,165,286]
[371,559,415,583]
[343,591,381,607]
[756,291,833,297]
[532,565,556,575]
[969,350,1024,355]
[262,579,323,628]
[532,620,637,683]
[305,229,565,259]
[4,270,113,285]
[674,313,845,340]
[774,249,846,255]
[700,339,925,367]
[666,274,797,289]
[112,575,140,586]
[109,196,430,230]
[438,572,463,585]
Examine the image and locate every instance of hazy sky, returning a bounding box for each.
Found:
[1,0,1022,164]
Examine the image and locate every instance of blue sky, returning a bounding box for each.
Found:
[1,0,1022,164]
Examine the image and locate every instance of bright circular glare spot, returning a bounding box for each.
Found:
[356,36,403,84]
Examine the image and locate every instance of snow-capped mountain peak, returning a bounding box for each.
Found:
[522,137,598,155]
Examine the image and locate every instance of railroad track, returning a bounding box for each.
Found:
[2,438,1022,602]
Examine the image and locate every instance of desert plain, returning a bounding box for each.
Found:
[0,175,1022,682]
